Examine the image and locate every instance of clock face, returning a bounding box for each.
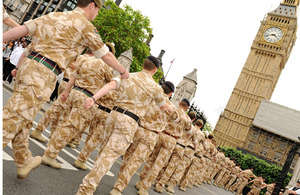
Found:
[264,27,283,43]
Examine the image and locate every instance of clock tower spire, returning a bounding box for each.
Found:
[213,1,298,148]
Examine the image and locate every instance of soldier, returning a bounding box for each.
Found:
[2,0,129,180]
[225,165,241,190]
[265,183,275,195]
[178,119,205,192]
[136,99,193,195]
[230,167,256,195]
[41,48,116,169]
[247,175,265,195]
[109,81,176,195]
[76,56,174,195]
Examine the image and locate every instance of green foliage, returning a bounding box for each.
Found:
[222,147,292,193]
[203,121,213,135]
[92,1,162,82]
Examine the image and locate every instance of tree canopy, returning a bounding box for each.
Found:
[92,0,163,82]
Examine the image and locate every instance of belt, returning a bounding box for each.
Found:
[163,131,179,139]
[187,145,195,151]
[177,143,186,148]
[194,154,201,159]
[98,104,111,113]
[73,86,94,97]
[27,51,62,76]
[112,106,140,123]
[63,78,69,82]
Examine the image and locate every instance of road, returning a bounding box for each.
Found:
[3,83,235,195]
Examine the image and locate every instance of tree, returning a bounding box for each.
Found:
[92,0,163,82]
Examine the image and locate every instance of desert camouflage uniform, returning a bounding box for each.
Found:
[214,156,230,185]
[138,105,192,192]
[230,169,256,194]
[248,178,264,195]
[76,70,167,195]
[3,7,108,168]
[265,184,275,195]
[44,55,113,159]
[225,166,241,190]
[112,97,177,192]
[34,68,74,137]
[180,129,206,188]
[3,5,9,20]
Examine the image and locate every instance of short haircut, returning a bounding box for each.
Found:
[195,119,203,127]
[162,85,172,95]
[77,0,94,8]
[143,59,157,71]
[188,111,196,120]
[179,99,189,108]
[208,134,214,139]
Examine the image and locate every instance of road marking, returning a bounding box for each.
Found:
[3,151,14,161]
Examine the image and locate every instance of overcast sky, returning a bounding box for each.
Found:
[121,0,300,128]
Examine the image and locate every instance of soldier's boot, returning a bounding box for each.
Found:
[67,142,76,148]
[135,181,142,190]
[194,183,200,187]
[30,129,47,143]
[179,186,186,192]
[42,154,62,169]
[137,188,149,195]
[166,185,175,194]
[109,188,122,195]
[187,183,193,188]
[153,186,163,194]
[73,159,88,170]
[17,156,42,179]
[165,181,171,187]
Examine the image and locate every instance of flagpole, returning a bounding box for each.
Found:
[165,58,175,79]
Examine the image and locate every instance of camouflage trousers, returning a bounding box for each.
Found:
[139,132,177,190]
[77,111,139,195]
[44,90,96,159]
[168,147,194,186]
[113,127,159,192]
[194,157,207,185]
[214,167,227,184]
[248,187,261,195]
[3,58,56,167]
[77,108,111,163]
[218,170,231,187]
[208,164,220,182]
[203,158,214,182]
[35,80,68,134]
[225,174,237,190]
[180,156,202,187]
[155,144,185,189]
[230,177,248,194]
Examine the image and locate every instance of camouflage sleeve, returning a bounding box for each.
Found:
[3,6,9,20]
[72,56,84,79]
[153,87,166,107]
[24,16,44,37]
[112,75,122,89]
[82,23,109,58]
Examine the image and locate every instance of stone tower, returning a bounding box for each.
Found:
[214,0,299,148]
[171,68,197,106]
[113,48,133,77]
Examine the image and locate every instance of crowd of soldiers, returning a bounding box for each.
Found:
[3,0,278,195]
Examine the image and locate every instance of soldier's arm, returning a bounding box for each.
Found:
[3,17,20,28]
[101,52,129,79]
[3,25,28,43]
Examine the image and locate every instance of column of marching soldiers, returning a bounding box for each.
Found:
[2,0,276,195]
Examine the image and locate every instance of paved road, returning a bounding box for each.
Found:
[3,83,235,195]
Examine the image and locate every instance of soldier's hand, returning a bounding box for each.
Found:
[60,92,68,101]
[84,98,94,109]
[11,69,18,77]
[121,69,129,79]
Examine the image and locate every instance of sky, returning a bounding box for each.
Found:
[121,0,300,129]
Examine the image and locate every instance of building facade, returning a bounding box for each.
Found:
[171,68,197,106]
[214,0,299,148]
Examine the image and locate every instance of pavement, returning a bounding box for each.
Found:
[3,80,235,195]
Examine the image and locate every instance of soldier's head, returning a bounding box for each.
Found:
[161,81,174,98]
[195,119,204,129]
[143,56,160,76]
[188,111,196,121]
[297,179,300,187]
[208,134,214,140]
[179,98,190,111]
[78,0,102,21]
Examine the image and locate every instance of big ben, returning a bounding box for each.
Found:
[214,0,298,148]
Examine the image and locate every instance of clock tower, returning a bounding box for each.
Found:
[214,0,298,148]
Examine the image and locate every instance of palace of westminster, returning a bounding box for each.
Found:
[3,0,300,189]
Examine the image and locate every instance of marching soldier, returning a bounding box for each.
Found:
[3,0,128,179]
[265,182,275,195]
[76,56,174,195]
[247,175,265,195]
